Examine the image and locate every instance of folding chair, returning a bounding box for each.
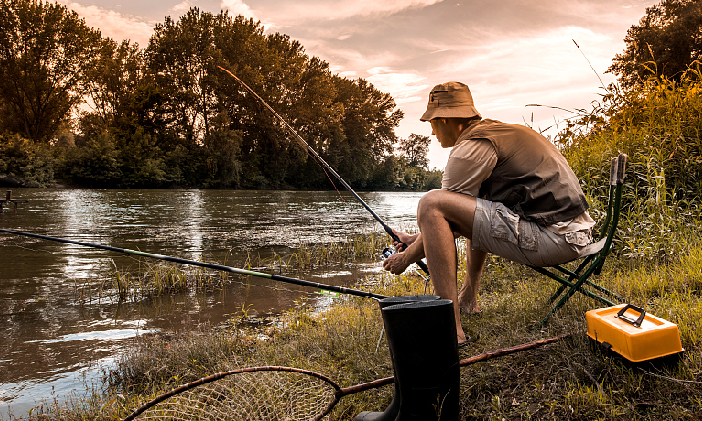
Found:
[531,153,627,328]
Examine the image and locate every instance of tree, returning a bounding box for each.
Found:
[397,133,430,169]
[329,77,403,187]
[609,0,702,90]
[84,39,148,131]
[0,0,102,142]
[147,8,223,147]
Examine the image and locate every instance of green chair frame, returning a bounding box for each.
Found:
[532,153,627,328]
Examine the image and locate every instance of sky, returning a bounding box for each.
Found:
[55,0,654,169]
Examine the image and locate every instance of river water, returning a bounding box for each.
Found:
[0,189,423,419]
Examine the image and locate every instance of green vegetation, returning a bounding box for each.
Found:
[0,0,438,190]
[608,0,702,90]
[22,245,702,420]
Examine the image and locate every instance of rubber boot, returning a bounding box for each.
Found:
[355,295,440,421]
[385,299,460,420]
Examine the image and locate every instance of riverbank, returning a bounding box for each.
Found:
[18,241,702,420]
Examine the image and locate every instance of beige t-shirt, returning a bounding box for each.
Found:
[441,128,595,235]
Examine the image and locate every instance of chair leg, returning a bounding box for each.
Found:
[537,275,617,329]
[548,284,569,304]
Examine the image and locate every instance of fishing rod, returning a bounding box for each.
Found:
[218,66,429,276]
[0,229,387,300]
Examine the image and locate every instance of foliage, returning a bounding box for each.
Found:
[562,67,702,199]
[609,0,702,90]
[58,131,122,187]
[423,168,443,190]
[0,0,102,142]
[0,4,441,190]
[557,67,702,261]
[397,133,430,169]
[0,133,55,187]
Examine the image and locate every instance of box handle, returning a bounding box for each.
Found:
[616,304,646,328]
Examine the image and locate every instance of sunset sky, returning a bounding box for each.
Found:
[56,0,653,168]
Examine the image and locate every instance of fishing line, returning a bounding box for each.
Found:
[0,229,387,301]
[218,66,430,276]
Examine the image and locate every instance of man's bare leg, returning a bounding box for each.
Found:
[416,190,478,344]
[458,245,488,315]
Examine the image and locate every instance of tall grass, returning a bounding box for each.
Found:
[102,231,389,301]
[560,65,702,262]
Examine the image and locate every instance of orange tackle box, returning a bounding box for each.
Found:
[586,304,684,362]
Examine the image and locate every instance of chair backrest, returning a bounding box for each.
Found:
[592,153,627,273]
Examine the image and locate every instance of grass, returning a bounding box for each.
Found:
[18,238,702,420]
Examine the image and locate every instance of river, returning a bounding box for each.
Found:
[0,189,423,419]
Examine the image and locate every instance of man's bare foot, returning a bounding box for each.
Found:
[459,305,482,316]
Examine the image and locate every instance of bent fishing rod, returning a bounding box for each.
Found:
[0,228,386,300]
[218,66,429,276]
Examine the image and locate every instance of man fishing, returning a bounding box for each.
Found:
[382,81,602,345]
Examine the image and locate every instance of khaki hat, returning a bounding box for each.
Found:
[420,81,481,122]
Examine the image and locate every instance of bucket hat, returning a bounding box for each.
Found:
[420,81,481,122]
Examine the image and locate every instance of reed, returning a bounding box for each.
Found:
[102,231,390,301]
[251,231,389,272]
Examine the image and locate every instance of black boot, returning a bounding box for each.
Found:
[387,299,460,420]
[356,297,460,421]
[355,295,440,421]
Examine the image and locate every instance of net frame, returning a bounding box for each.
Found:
[123,333,570,421]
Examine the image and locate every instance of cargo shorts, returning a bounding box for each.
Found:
[471,198,600,267]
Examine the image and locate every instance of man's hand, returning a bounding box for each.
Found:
[392,230,419,252]
[383,252,411,275]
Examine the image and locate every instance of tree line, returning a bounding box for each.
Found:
[0,0,441,190]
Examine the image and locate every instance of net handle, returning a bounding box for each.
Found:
[124,333,572,421]
[313,332,572,419]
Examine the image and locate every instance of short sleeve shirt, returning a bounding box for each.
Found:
[442,130,497,196]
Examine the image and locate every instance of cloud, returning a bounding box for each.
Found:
[220,0,277,30]
[171,0,196,14]
[56,1,154,46]
[259,0,443,24]
[366,67,429,104]
[220,0,256,19]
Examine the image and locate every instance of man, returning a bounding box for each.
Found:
[383,81,602,345]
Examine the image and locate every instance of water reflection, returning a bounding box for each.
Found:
[0,189,423,418]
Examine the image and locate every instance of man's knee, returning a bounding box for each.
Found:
[417,189,445,220]
[417,189,478,234]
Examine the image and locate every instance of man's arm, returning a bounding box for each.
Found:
[392,231,419,251]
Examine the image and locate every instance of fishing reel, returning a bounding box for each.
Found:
[381,247,395,259]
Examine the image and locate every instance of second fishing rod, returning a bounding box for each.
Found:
[218,66,429,277]
[0,228,387,300]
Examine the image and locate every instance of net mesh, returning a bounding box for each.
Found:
[127,334,569,421]
[134,370,337,421]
